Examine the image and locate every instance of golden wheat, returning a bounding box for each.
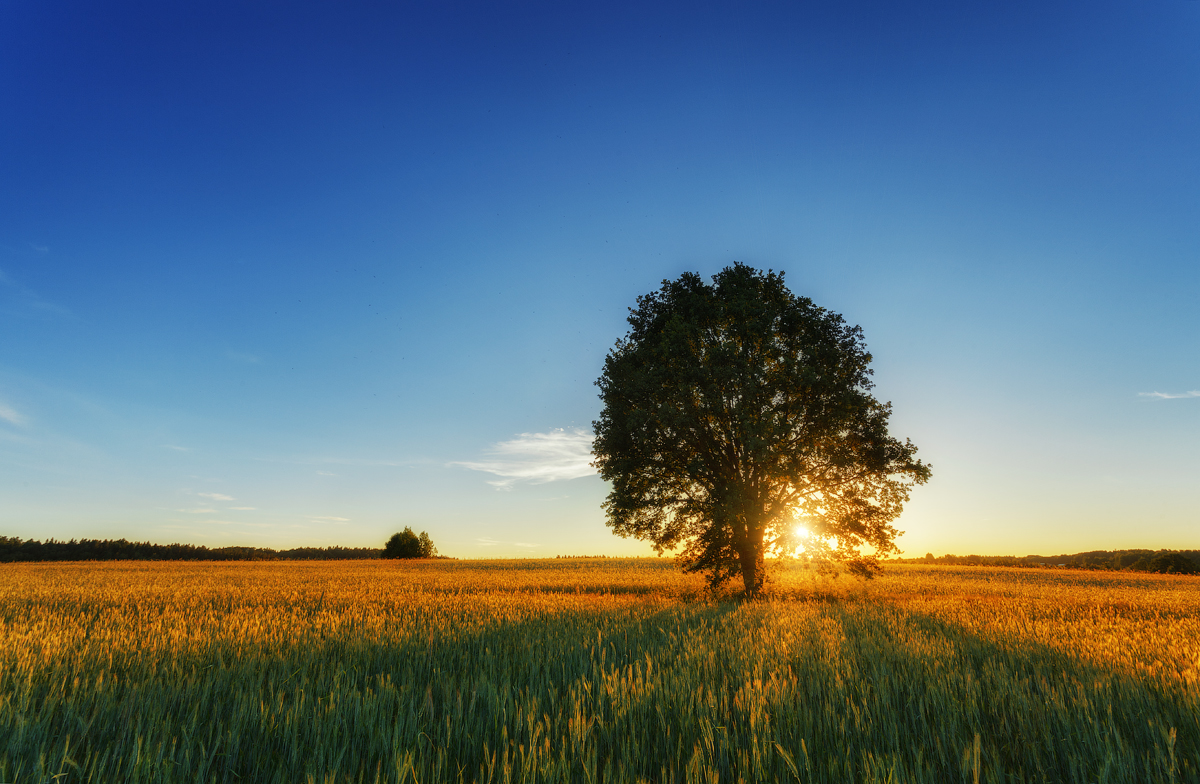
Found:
[0,559,1195,782]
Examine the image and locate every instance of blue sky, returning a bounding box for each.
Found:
[2,0,1197,558]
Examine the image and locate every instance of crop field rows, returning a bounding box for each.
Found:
[1,560,1197,783]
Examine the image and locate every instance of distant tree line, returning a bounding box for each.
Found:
[898,549,1199,574]
[0,536,383,563]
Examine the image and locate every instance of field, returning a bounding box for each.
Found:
[1,560,1197,783]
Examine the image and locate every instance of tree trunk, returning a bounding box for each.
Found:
[739,541,765,597]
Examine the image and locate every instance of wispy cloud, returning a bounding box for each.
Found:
[198,492,234,501]
[0,401,26,426]
[316,470,337,476]
[0,269,71,318]
[252,456,413,468]
[229,506,256,511]
[179,508,217,514]
[451,428,596,489]
[164,444,190,452]
[308,515,350,522]
[475,537,539,549]
[1138,390,1200,400]
[28,242,49,254]
[226,351,261,364]
[194,519,277,528]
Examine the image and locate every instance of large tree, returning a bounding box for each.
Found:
[592,263,930,595]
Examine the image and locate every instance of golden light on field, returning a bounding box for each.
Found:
[0,560,1196,782]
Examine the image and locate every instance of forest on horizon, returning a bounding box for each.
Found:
[1,535,1196,573]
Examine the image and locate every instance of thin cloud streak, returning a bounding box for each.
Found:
[0,401,25,426]
[0,269,71,318]
[198,492,235,501]
[474,537,539,549]
[226,351,261,364]
[451,428,597,489]
[252,456,413,467]
[1138,390,1200,400]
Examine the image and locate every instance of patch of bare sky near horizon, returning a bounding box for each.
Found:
[452,428,597,490]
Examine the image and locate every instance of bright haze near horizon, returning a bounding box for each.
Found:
[2,1,1197,559]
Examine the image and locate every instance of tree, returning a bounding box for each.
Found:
[1149,551,1197,575]
[418,531,438,559]
[592,263,931,596]
[384,527,436,559]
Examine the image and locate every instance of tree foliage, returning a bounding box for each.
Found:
[1149,551,1197,575]
[383,527,437,559]
[0,536,381,562]
[592,263,931,595]
[907,550,1200,572]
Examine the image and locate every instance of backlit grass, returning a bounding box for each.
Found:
[1,559,1196,782]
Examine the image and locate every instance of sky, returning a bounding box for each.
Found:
[1,0,1198,559]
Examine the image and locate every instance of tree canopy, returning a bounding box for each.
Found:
[383,527,438,559]
[592,263,931,595]
[1149,551,1197,575]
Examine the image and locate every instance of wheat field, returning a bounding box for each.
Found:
[1,559,1196,783]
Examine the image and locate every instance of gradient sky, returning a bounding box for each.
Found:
[2,0,1198,558]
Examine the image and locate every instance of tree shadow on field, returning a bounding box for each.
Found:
[765,596,1199,784]
[5,594,1197,784]
[2,598,736,784]
[400,558,704,599]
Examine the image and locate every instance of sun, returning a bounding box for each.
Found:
[791,525,812,554]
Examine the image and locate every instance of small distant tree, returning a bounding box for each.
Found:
[418,531,438,558]
[383,527,435,559]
